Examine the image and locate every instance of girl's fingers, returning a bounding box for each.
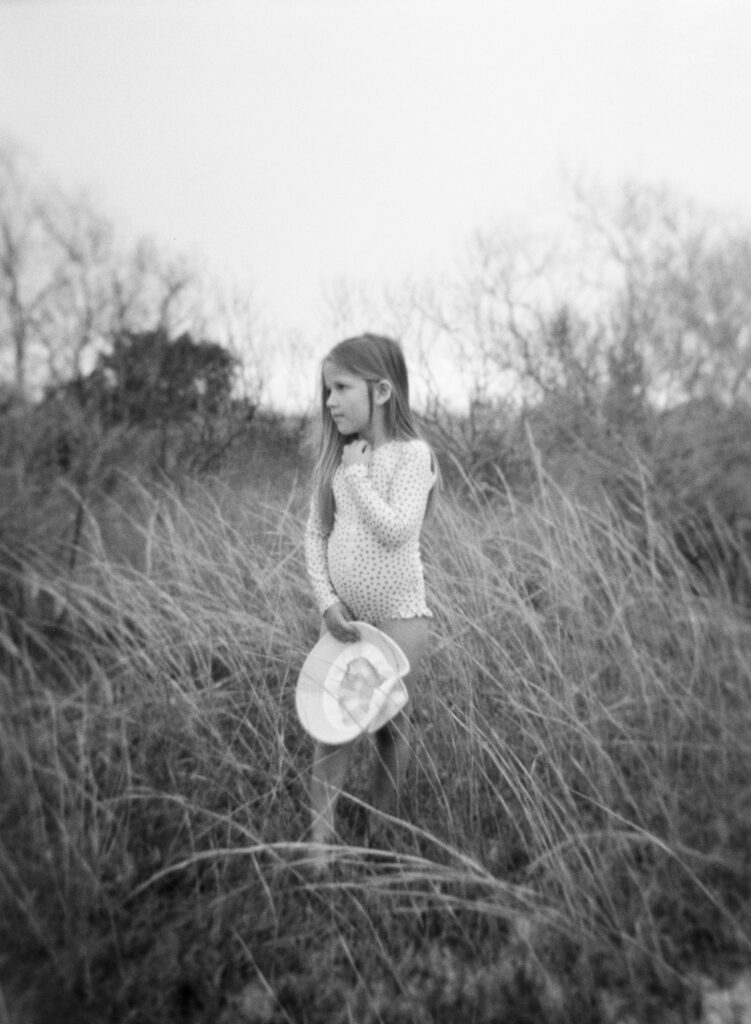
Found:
[335,619,360,642]
[324,601,360,642]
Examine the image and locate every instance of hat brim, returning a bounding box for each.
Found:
[296,622,410,745]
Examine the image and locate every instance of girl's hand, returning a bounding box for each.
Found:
[324,601,360,643]
[341,439,372,469]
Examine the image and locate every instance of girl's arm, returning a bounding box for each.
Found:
[342,440,434,549]
[304,502,339,613]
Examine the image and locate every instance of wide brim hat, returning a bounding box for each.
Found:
[296,622,410,745]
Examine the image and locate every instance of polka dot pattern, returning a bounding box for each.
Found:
[305,439,435,624]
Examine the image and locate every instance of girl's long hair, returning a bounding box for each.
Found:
[312,334,440,535]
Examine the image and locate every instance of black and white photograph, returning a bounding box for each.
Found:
[1,2,750,1021]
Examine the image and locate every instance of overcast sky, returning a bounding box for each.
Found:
[2,0,751,349]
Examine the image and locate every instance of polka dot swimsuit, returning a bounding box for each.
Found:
[305,439,435,624]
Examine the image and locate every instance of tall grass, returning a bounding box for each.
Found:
[1,472,750,1022]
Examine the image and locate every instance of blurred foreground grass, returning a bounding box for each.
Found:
[1,472,750,1023]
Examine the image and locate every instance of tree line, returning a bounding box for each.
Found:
[2,141,751,598]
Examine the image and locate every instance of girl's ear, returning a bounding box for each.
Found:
[374,379,393,406]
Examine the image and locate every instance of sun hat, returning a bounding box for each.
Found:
[296,622,410,745]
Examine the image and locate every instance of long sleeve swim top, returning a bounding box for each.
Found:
[304,438,435,624]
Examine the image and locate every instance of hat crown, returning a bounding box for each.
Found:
[296,623,410,744]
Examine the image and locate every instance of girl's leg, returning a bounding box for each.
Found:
[371,710,410,819]
[310,740,352,846]
[309,619,350,849]
[371,617,430,821]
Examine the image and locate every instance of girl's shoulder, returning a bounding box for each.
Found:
[380,436,429,454]
[382,437,434,470]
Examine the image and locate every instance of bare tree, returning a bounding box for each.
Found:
[200,278,269,407]
[0,140,207,399]
[0,142,62,397]
[571,177,751,405]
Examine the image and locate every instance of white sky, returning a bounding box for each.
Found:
[1,0,751,353]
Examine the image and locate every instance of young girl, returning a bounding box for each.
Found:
[304,333,439,859]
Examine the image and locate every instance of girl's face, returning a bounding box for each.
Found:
[323,361,372,438]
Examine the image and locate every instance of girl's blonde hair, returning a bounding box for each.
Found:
[312,334,439,535]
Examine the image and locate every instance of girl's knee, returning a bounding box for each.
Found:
[313,740,352,772]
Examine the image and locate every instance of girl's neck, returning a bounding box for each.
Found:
[356,405,389,449]
[360,415,392,449]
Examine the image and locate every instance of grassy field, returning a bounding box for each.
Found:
[1,469,750,1023]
